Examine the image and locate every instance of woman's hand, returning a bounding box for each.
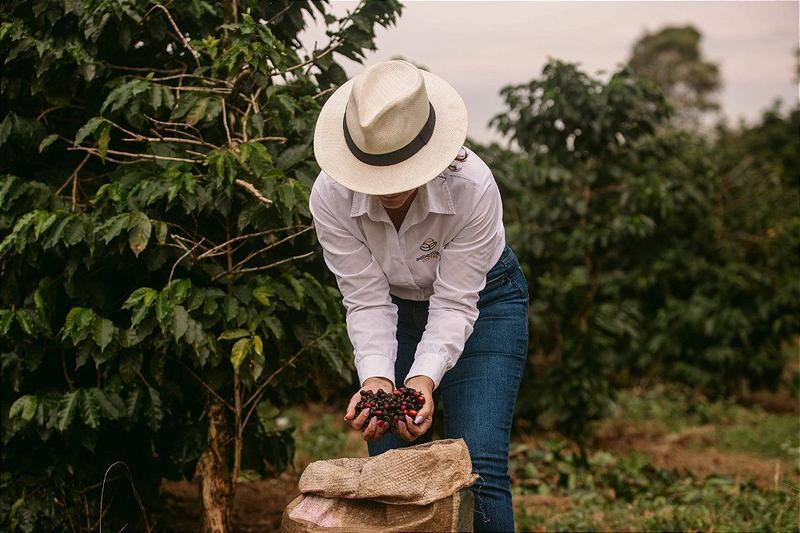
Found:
[343,376,393,441]
[393,375,434,442]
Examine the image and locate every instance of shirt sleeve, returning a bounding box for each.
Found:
[405,174,505,390]
[308,180,398,388]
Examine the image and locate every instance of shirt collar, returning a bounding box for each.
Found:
[350,175,456,219]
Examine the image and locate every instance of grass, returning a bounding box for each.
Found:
[515,481,798,532]
[511,384,799,531]
[511,439,799,532]
[608,384,799,460]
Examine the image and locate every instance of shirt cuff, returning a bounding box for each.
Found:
[404,353,449,391]
[356,354,396,388]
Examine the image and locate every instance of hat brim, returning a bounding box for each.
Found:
[313,70,468,196]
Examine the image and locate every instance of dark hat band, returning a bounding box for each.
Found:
[342,102,436,167]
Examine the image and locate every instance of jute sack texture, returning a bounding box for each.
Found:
[281,438,479,532]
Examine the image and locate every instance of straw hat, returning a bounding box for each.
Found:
[313,59,468,196]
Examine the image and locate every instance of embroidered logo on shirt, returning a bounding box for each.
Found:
[416,238,440,262]
[419,238,437,251]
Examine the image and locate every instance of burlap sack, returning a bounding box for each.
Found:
[281,438,478,532]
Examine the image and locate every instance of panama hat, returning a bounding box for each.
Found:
[313,59,468,196]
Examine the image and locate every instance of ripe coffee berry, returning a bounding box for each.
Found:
[354,387,425,430]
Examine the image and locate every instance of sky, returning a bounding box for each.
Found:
[299,1,799,145]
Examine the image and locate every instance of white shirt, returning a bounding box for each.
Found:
[308,147,506,390]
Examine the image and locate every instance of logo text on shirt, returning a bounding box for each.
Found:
[416,238,440,262]
[419,238,437,251]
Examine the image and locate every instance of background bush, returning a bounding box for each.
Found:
[477,58,799,445]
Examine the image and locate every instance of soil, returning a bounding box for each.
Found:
[155,475,300,532]
[594,419,797,490]
[153,404,368,532]
[153,400,796,531]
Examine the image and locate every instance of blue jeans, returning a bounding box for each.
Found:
[367,244,529,532]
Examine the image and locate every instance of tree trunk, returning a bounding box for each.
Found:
[195,397,233,533]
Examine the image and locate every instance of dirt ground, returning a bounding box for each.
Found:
[154,404,367,532]
[594,420,794,490]
[153,397,797,532]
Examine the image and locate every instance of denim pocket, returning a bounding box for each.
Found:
[510,268,530,302]
[483,268,510,291]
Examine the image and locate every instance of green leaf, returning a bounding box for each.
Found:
[145,386,163,430]
[126,387,141,418]
[125,287,157,327]
[256,400,284,433]
[150,85,163,109]
[128,211,152,257]
[38,134,59,152]
[0,309,14,336]
[218,328,250,340]
[33,211,58,239]
[262,315,284,340]
[74,117,103,146]
[56,390,81,431]
[169,279,192,303]
[9,395,38,422]
[252,334,263,356]
[123,287,157,309]
[120,352,143,383]
[90,388,121,420]
[172,305,189,341]
[97,122,111,161]
[63,307,95,343]
[155,291,172,325]
[230,338,250,373]
[186,96,210,126]
[276,144,310,171]
[252,347,265,381]
[63,217,86,246]
[153,219,168,244]
[79,389,101,428]
[14,310,34,335]
[253,285,273,306]
[95,213,131,244]
[92,317,115,352]
[222,295,239,321]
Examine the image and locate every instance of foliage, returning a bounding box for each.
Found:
[0,0,401,530]
[478,59,800,445]
[626,25,721,127]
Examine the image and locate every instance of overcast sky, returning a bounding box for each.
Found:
[299,1,799,145]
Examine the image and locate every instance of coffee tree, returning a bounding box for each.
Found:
[484,59,672,446]
[481,60,799,446]
[0,1,401,531]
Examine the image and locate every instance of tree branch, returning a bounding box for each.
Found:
[234,178,273,205]
[147,5,202,69]
[212,251,314,280]
[241,330,334,431]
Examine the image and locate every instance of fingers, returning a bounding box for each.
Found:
[373,419,389,440]
[343,393,360,422]
[360,416,394,441]
[393,418,415,442]
[361,416,384,440]
[414,396,433,425]
[350,407,370,431]
[405,413,431,438]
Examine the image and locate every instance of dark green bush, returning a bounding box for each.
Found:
[477,60,799,444]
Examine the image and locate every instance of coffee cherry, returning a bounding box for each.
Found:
[352,386,426,431]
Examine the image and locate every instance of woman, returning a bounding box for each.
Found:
[309,59,528,532]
